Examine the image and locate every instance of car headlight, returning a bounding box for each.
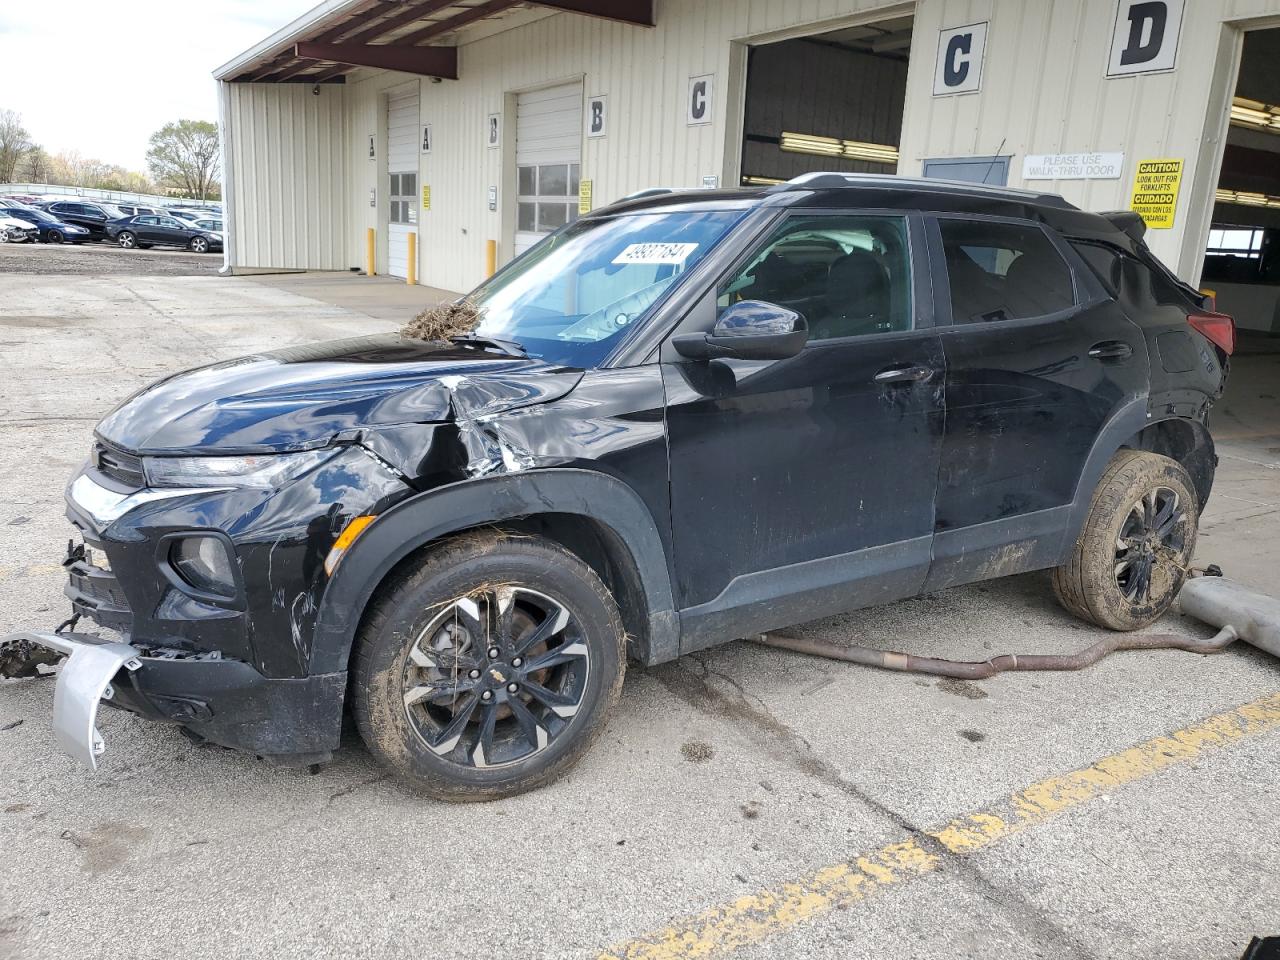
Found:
[143,449,337,489]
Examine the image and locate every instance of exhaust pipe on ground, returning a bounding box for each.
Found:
[1177,576,1280,658]
[750,573,1280,679]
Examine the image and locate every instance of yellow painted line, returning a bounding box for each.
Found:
[599,691,1280,960]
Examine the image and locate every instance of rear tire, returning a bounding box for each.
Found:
[1052,450,1198,630]
[351,530,626,801]
[117,231,136,249]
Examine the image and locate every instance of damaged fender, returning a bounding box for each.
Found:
[311,468,680,673]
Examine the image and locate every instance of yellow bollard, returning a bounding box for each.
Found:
[366,227,376,277]
[407,232,417,286]
[485,239,497,278]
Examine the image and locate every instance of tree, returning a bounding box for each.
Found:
[0,109,33,182]
[20,146,49,183]
[146,119,220,200]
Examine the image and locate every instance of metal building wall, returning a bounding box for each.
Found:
[339,0,918,293]
[219,81,349,271]
[898,0,1280,274]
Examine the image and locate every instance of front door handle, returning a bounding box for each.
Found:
[1088,340,1133,361]
[874,364,934,384]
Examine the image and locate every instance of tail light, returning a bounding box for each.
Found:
[1187,311,1235,356]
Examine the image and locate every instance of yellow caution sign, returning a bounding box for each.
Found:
[579,179,593,214]
[421,185,431,211]
[1129,159,1183,229]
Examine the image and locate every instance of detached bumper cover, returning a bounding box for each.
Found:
[3,630,141,769]
[4,630,347,767]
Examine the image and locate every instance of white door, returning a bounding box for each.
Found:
[386,88,418,279]
[515,83,582,256]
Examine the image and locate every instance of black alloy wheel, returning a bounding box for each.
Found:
[1114,486,1186,603]
[400,586,589,768]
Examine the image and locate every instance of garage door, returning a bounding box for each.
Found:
[387,88,418,279]
[515,83,582,256]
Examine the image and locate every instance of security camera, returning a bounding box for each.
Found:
[430,76,443,84]
[312,83,321,95]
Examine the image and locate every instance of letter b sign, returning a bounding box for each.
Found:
[1107,0,1183,76]
[933,22,987,96]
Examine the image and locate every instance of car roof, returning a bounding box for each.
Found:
[590,172,1124,241]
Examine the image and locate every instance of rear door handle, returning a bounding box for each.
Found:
[1088,340,1133,361]
[874,364,934,384]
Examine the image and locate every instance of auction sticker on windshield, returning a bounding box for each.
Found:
[612,242,698,265]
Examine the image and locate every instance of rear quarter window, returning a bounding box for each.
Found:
[938,219,1076,323]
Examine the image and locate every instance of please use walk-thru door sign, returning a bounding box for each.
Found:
[1129,158,1183,229]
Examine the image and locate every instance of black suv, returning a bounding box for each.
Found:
[4,174,1233,800]
[37,200,129,240]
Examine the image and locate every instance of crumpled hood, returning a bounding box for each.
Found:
[95,334,583,455]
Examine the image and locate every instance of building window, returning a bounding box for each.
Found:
[517,163,580,234]
[390,172,417,225]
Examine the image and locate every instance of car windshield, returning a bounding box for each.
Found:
[467,209,747,367]
[102,205,127,219]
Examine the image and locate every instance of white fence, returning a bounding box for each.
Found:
[0,183,220,212]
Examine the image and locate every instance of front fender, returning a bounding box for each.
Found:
[309,468,679,674]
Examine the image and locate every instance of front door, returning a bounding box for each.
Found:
[663,212,945,652]
[925,215,1149,591]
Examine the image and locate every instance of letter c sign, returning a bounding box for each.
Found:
[933,22,987,96]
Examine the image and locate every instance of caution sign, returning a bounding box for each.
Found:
[579,179,593,214]
[422,185,431,210]
[1129,159,1183,229]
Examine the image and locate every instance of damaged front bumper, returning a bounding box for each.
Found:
[2,628,348,767]
[2,630,142,769]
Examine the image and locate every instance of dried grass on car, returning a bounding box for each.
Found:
[401,298,482,342]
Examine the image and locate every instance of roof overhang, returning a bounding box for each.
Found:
[215,0,654,84]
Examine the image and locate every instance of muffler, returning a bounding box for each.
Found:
[1178,576,1280,658]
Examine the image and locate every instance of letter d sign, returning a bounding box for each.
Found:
[1107,0,1183,76]
[933,22,987,96]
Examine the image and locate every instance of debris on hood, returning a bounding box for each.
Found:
[401,298,482,342]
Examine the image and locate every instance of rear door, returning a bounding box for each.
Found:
[663,211,946,651]
[925,215,1148,591]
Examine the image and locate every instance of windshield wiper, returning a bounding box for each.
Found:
[449,334,528,358]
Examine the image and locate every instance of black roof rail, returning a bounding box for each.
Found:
[764,171,1074,208]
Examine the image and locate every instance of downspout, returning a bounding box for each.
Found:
[217,79,237,276]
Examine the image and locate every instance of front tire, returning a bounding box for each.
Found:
[189,236,209,253]
[1052,450,1198,630]
[47,229,64,244]
[351,530,626,801]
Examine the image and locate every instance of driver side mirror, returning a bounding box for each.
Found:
[673,300,808,361]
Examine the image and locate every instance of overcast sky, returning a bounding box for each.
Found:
[0,1,314,171]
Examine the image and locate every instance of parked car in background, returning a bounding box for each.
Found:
[106,214,223,253]
[115,204,164,218]
[188,217,224,233]
[0,204,91,244]
[37,200,129,241]
[0,214,38,243]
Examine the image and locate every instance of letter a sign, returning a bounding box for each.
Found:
[933,22,987,96]
[1107,0,1184,76]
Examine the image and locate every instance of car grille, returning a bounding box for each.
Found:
[93,441,145,488]
[64,537,133,632]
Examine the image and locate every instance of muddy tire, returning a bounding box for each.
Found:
[1052,450,1198,631]
[351,530,626,801]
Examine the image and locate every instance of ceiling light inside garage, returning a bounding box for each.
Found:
[780,132,899,164]
[741,175,786,186]
[1230,97,1280,132]
[1216,188,1280,208]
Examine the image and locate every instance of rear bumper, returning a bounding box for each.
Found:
[4,629,346,768]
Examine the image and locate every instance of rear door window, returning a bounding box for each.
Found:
[938,219,1076,323]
